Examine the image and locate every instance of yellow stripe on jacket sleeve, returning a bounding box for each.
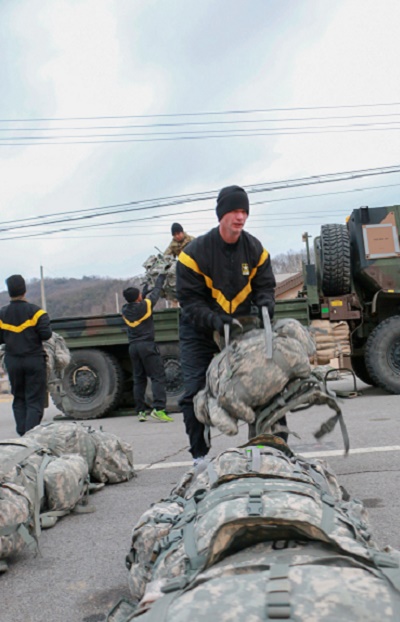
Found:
[0,309,46,333]
[122,299,152,328]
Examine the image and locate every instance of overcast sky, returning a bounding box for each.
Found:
[1,0,400,285]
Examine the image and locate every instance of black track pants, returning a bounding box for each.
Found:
[129,341,166,412]
[178,320,219,459]
[5,353,47,436]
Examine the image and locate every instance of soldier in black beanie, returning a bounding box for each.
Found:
[176,184,277,465]
[121,275,173,423]
[0,275,52,435]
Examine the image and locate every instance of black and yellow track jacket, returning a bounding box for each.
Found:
[121,277,164,343]
[0,300,52,356]
[176,227,276,328]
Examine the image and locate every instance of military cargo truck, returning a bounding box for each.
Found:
[50,309,183,419]
[275,204,400,394]
[51,204,400,419]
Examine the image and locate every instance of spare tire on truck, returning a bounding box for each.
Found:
[365,316,400,394]
[319,223,351,296]
[51,348,124,419]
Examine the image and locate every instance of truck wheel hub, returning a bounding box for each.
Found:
[164,358,183,394]
[71,366,99,397]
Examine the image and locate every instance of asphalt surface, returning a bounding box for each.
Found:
[1,376,400,622]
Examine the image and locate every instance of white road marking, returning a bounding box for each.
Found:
[134,445,400,471]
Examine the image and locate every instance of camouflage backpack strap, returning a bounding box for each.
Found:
[368,550,400,594]
[266,562,294,620]
[0,444,39,481]
[0,483,39,553]
[150,492,208,576]
[255,377,350,454]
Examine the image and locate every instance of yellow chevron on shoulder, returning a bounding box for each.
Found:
[231,249,269,312]
[258,248,269,265]
[179,251,230,313]
[0,309,46,333]
[179,247,269,314]
[122,299,152,328]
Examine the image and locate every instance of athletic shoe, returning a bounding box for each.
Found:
[193,456,206,467]
[149,409,174,422]
[138,411,148,422]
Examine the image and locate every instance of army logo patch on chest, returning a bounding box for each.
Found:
[242,263,250,276]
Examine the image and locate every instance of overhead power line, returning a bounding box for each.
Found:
[3,124,400,146]
[1,164,400,234]
[0,167,399,241]
[2,112,400,133]
[1,101,400,123]
[2,119,400,141]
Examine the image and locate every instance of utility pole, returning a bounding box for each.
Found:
[40,266,47,310]
[115,292,120,313]
[302,232,312,265]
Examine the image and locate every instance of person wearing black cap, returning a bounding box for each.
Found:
[164,223,195,258]
[0,274,52,436]
[176,185,276,465]
[121,274,173,422]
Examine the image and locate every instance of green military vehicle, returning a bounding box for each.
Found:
[51,203,400,419]
[274,204,400,393]
[50,308,183,419]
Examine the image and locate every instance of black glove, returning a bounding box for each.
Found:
[211,313,234,335]
[155,273,166,288]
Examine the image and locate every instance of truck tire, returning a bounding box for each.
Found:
[320,224,351,296]
[145,343,184,413]
[365,316,400,394]
[51,348,124,419]
[350,355,375,386]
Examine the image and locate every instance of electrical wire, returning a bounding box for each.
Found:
[3,124,400,146]
[0,167,399,237]
[1,101,400,123]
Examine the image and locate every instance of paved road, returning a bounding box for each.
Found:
[1,376,400,622]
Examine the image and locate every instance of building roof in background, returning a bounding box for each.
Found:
[275,272,303,297]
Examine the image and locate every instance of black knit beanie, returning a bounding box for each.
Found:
[6,274,26,298]
[123,287,140,303]
[216,185,249,221]
[171,222,183,235]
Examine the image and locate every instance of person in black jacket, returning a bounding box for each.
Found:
[0,274,52,436]
[176,185,276,465]
[122,274,173,422]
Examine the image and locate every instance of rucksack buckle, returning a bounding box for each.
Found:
[161,576,189,593]
[247,488,263,516]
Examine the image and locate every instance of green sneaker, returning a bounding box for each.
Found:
[138,411,148,422]
[150,409,174,422]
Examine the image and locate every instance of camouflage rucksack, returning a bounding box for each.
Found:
[25,422,135,483]
[0,439,90,563]
[194,320,315,436]
[110,539,400,621]
[142,254,177,301]
[89,429,135,484]
[43,331,71,380]
[125,437,383,601]
[108,435,400,622]
[25,421,97,472]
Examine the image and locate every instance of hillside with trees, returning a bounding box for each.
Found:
[0,275,150,318]
[0,250,308,318]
